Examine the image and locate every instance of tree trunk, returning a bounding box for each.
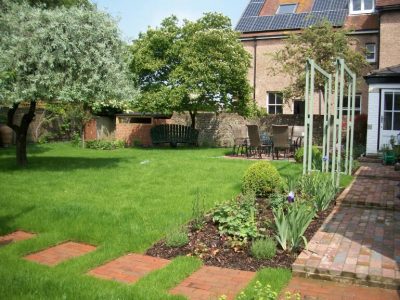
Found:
[7,101,36,167]
[189,111,196,129]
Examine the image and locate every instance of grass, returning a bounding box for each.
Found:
[0,143,351,299]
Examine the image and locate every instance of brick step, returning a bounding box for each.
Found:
[358,157,382,164]
[0,230,36,247]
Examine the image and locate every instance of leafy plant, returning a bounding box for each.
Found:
[294,146,322,170]
[242,162,284,197]
[192,189,206,230]
[251,237,277,260]
[212,192,259,243]
[268,193,288,210]
[85,140,125,150]
[273,203,315,252]
[224,281,301,300]
[300,173,337,212]
[165,227,189,247]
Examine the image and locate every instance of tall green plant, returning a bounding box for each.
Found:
[273,203,315,252]
[300,173,337,212]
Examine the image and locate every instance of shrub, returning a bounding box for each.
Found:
[212,192,259,243]
[273,203,315,252]
[242,162,284,197]
[165,227,189,247]
[294,146,322,170]
[251,237,277,259]
[300,173,337,212]
[85,140,125,150]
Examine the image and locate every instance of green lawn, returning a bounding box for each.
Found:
[0,143,349,299]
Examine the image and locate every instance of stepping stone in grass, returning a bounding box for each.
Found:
[170,266,255,300]
[88,253,170,284]
[25,241,96,266]
[0,230,36,247]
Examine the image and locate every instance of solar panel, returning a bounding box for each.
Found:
[288,13,308,29]
[312,0,331,12]
[252,16,273,32]
[242,2,264,17]
[330,0,349,10]
[236,16,257,32]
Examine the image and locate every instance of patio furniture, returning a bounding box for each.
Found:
[231,126,248,156]
[290,126,304,152]
[246,125,270,158]
[151,124,199,147]
[272,125,290,160]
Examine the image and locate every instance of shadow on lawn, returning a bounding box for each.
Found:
[0,206,35,238]
[0,156,128,171]
[0,144,52,157]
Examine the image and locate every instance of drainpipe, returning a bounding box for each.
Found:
[253,38,257,102]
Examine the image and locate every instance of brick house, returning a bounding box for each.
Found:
[236,0,400,154]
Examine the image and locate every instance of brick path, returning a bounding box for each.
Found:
[293,162,400,289]
[0,230,36,246]
[284,277,400,300]
[170,266,255,300]
[25,241,96,266]
[88,253,170,284]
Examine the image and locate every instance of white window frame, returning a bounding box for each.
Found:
[365,43,376,63]
[349,0,375,15]
[276,4,297,14]
[267,92,283,114]
[338,94,362,116]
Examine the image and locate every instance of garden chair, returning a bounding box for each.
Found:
[231,125,248,156]
[272,125,290,160]
[290,125,304,152]
[246,125,269,158]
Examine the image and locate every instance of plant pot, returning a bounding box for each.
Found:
[0,124,13,147]
[383,150,396,165]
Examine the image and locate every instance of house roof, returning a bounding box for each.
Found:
[236,0,349,33]
[376,0,400,9]
[364,64,400,84]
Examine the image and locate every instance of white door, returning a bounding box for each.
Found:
[380,90,400,149]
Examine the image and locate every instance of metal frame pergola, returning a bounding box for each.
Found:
[303,58,356,187]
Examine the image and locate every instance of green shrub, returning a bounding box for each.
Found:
[212,192,259,243]
[273,203,315,252]
[165,227,189,247]
[294,146,322,170]
[85,140,125,150]
[251,237,277,259]
[242,162,284,197]
[71,131,82,147]
[300,173,337,212]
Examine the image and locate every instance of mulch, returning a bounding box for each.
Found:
[146,198,336,272]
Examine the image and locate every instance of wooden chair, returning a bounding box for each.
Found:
[272,125,290,160]
[231,126,248,156]
[246,125,268,158]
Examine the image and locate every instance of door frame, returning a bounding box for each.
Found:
[379,89,400,150]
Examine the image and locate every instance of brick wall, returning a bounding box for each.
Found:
[84,119,97,141]
[379,10,400,68]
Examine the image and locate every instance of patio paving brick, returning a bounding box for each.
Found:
[25,241,96,266]
[293,162,400,289]
[170,266,255,300]
[0,230,36,246]
[88,253,170,284]
[283,276,400,300]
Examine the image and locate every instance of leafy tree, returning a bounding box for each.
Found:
[0,1,137,166]
[131,13,252,128]
[271,20,369,101]
[28,0,90,8]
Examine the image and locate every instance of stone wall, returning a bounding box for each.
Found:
[171,112,324,147]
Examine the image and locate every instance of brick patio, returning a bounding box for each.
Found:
[283,276,400,300]
[25,241,96,266]
[293,162,400,289]
[170,266,255,300]
[0,230,36,246]
[88,253,170,284]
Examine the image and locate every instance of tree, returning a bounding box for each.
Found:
[0,1,137,166]
[131,13,252,128]
[28,0,90,8]
[272,20,369,101]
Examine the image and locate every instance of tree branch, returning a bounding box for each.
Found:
[7,103,20,132]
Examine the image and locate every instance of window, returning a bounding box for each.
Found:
[267,92,283,114]
[365,43,376,63]
[350,0,375,14]
[338,94,362,116]
[383,91,400,130]
[276,4,297,14]
[294,100,305,115]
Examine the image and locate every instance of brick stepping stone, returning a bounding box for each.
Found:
[0,230,36,246]
[284,277,400,300]
[88,253,170,284]
[355,162,400,181]
[25,241,96,266]
[170,266,255,300]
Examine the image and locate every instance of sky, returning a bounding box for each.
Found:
[90,0,247,42]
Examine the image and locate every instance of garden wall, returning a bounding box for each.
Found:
[171,112,324,147]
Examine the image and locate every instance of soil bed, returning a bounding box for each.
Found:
[146,198,336,272]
